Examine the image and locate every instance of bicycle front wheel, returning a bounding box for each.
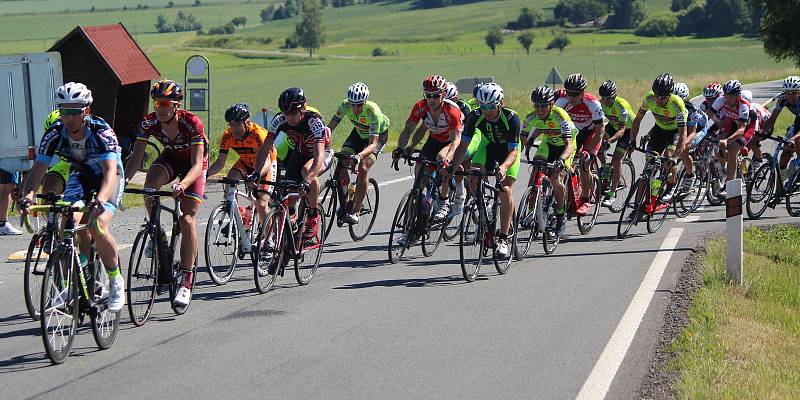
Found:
[295,205,325,285]
[786,171,800,217]
[388,191,413,264]
[577,171,602,235]
[320,183,338,243]
[349,178,380,241]
[253,210,282,294]
[40,247,79,365]
[204,204,239,285]
[746,163,775,219]
[90,257,120,350]
[617,179,645,239]
[169,230,196,316]
[460,199,485,282]
[514,186,537,260]
[24,232,52,320]
[609,158,636,213]
[127,230,157,327]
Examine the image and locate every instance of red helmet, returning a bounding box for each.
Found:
[423,75,447,93]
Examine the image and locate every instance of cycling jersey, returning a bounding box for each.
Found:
[751,103,771,127]
[602,96,635,131]
[554,93,604,130]
[138,109,208,162]
[462,108,520,150]
[774,92,800,116]
[638,91,688,130]
[219,121,268,169]
[686,102,709,131]
[466,98,478,111]
[37,116,123,175]
[456,99,483,158]
[331,100,390,138]
[268,106,331,156]
[407,98,463,143]
[713,95,757,144]
[700,97,721,121]
[526,106,577,147]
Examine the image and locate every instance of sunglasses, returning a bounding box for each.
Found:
[601,96,615,101]
[153,100,178,108]
[424,92,442,99]
[479,103,499,111]
[566,90,582,97]
[59,107,85,116]
[533,103,550,108]
[655,95,670,100]
[349,101,365,107]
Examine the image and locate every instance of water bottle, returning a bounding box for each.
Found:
[650,176,663,196]
[242,206,254,230]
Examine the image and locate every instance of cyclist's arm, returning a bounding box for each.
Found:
[306,141,325,183]
[359,135,378,160]
[178,143,205,189]
[396,119,418,151]
[124,138,147,182]
[20,161,48,202]
[630,112,645,145]
[762,107,780,133]
[252,136,276,178]
[445,127,461,162]
[207,151,228,177]
[561,136,574,162]
[591,120,605,154]
[96,158,118,204]
[726,120,747,141]
[677,125,689,152]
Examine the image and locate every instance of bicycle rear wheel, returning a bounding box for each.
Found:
[295,205,325,285]
[24,231,52,320]
[542,190,560,255]
[90,256,120,350]
[204,203,238,285]
[609,158,636,213]
[388,191,413,264]
[577,171,601,235]
[40,247,79,365]
[460,199,484,282]
[320,182,338,243]
[127,230,157,327]
[169,230,196,315]
[253,210,282,294]
[514,186,537,260]
[785,171,800,217]
[349,178,380,241]
[746,163,775,219]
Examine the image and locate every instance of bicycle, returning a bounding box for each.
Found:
[672,144,710,218]
[125,188,197,327]
[705,138,753,206]
[617,147,678,239]
[747,132,800,217]
[319,152,380,242]
[23,199,120,365]
[22,192,63,321]
[515,157,559,258]
[204,177,262,286]
[251,179,325,293]
[597,140,636,213]
[455,163,516,282]
[387,151,447,264]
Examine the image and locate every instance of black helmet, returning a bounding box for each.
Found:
[599,80,617,98]
[564,73,587,92]
[530,85,555,104]
[652,73,675,97]
[150,80,184,101]
[225,103,251,123]
[278,87,306,113]
[723,79,742,95]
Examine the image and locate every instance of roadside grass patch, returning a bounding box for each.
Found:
[668,225,800,398]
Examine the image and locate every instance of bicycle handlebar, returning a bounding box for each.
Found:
[124,188,175,197]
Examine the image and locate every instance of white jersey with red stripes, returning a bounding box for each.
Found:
[555,93,604,130]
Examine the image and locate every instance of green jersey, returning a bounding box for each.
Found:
[602,96,635,131]
[331,100,390,139]
[525,106,577,147]
[638,91,687,130]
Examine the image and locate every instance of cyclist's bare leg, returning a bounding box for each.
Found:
[178,198,201,271]
[725,141,743,181]
[551,169,566,210]
[436,144,454,199]
[499,176,515,235]
[664,147,677,186]
[143,163,171,217]
[579,153,592,201]
[302,158,321,209]
[352,156,374,213]
[73,209,119,270]
[610,151,625,193]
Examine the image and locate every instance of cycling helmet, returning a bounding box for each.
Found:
[150,80,183,101]
[703,82,723,98]
[782,76,800,92]
[723,79,742,95]
[530,85,556,104]
[278,87,307,113]
[444,82,458,101]
[598,80,617,98]
[651,73,675,97]
[224,103,251,123]
[472,83,485,98]
[347,82,369,104]
[55,82,93,107]
[422,75,447,93]
[740,90,753,102]
[672,82,689,100]
[476,83,504,106]
[44,109,60,129]
[564,73,587,92]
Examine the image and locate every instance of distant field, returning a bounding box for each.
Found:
[0,0,273,15]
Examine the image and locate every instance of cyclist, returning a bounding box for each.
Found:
[596,80,635,207]
[18,82,125,312]
[207,103,273,222]
[252,87,332,242]
[452,83,520,257]
[762,76,800,185]
[713,80,757,184]
[39,110,73,198]
[672,82,710,195]
[630,73,688,202]
[445,81,480,215]
[555,73,604,214]
[125,80,208,307]
[522,85,577,239]
[741,89,770,171]
[327,82,389,224]
[392,75,462,221]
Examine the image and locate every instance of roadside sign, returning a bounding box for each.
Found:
[184,55,211,133]
[545,67,563,88]
[455,77,494,95]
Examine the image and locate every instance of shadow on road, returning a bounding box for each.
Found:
[333,275,467,289]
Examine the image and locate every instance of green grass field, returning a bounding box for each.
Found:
[668,225,800,398]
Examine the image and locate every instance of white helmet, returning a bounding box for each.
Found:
[783,76,800,92]
[347,82,369,104]
[444,82,458,101]
[55,82,93,107]
[741,89,753,102]
[672,82,689,100]
[476,82,504,106]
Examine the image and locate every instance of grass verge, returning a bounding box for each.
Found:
[667,225,800,399]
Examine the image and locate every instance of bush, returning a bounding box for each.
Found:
[635,12,678,37]
[372,47,387,56]
[547,34,571,54]
[506,7,543,30]
[554,0,607,24]
[284,35,299,49]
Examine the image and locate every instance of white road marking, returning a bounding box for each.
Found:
[575,227,685,400]
[378,176,414,187]
[676,215,700,223]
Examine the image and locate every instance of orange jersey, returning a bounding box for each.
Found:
[219,122,268,169]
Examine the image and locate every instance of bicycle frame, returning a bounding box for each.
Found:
[216,179,259,254]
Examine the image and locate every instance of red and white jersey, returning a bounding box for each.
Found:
[407,99,463,142]
[555,93,604,130]
[700,96,721,122]
[712,96,753,124]
[751,102,771,125]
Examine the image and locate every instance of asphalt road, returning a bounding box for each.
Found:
[0,81,791,400]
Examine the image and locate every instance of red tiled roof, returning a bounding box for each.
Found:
[51,24,160,85]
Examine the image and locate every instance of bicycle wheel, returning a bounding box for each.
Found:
[577,171,601,235]
[90,256,120,350]
[675,162,710,218]
[442,205,464,242]
[609,158,636,213]
[40,247,79,365]
[542,186,560,255]
[617,179,645,239]
[295,205,325,285]
[514,186,537,260]
[706,165,725,206]
[746,163,775,219]
[320,182,338,243]
[24,231,53,320]
[460,198,484,282]
[204,204,239,286]
[140,140,160,173]
[253,210,282,294]
[349,178,380,241]
[739,156,753,186]
[169,230,196,315]
[647,187,668,233]
[494,209,515,275]
[785,171,800,217]
[388,191,414,264]
[127,230,157,327]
